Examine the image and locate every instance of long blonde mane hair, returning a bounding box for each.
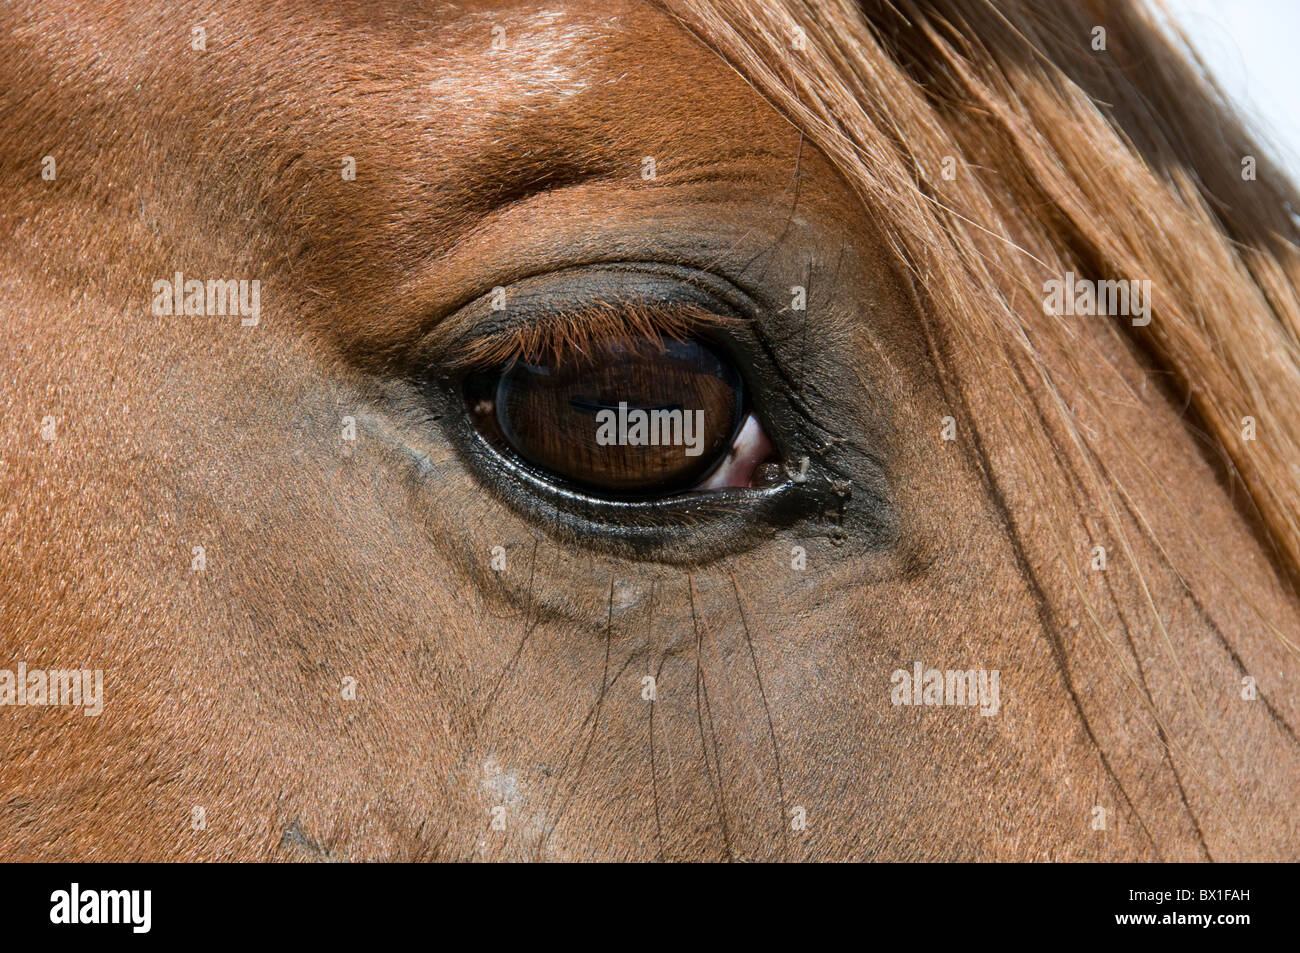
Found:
[665,0,1300,641]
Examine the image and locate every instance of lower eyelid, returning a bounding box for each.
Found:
[415,357,872,564]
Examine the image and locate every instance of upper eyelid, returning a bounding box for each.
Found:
[404,262,765,375]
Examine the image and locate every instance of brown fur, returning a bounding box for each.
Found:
[0,0,1296,860]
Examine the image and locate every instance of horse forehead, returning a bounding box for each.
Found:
[169,1,744,127]
[118,0,789,217]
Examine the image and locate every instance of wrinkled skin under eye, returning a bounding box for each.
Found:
[466,335,749,496]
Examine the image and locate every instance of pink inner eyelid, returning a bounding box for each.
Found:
[697,413,776,489]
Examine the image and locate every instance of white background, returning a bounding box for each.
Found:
[1162,0,1300,181]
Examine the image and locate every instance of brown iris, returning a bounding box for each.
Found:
[467,335,744,495]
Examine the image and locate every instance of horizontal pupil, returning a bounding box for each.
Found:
[491,334,743,493]
[568,397,684,413]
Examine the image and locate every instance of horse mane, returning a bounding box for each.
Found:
[663,0,1300,616]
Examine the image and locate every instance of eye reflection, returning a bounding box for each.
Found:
[465,333,777,497]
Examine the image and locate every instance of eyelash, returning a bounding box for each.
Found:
[444,299,737,372]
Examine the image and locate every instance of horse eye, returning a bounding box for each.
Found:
[464,334,778,497]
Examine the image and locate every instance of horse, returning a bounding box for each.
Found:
[1,0,1297,860]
